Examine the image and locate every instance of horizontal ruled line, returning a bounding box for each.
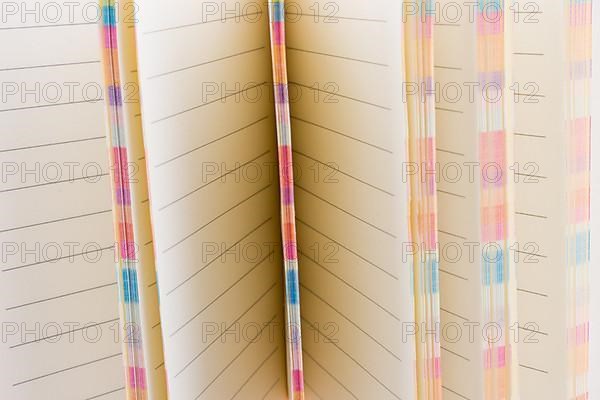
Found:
[13,353,122,387]
[0,60,99,73]
[0,209,111,234]
[435,107,463,114]
[147,46,265,80]
[440,269,469,281]
[286,12,386,23]
[443,386,471,400]
[154,116,268,168]
[291,116,392,154]
[0,21,96,31]
[437,189,466,199]
[441,346,470,362]
[290,81,392,111]
[0,173,109,194]
[513,249,547,259]
[440,307,470,322]
[514,131,547,139]
[297,217,397,280]
[158,150,270,211]
[518,325,549,336]
[166,218,272,295]
[302,316,403,400]
[0,136,105,153]
[436,147,465,157]
[161,184,272,254]
[169,250,274,337]
[301,283,402,361]
[513,52,544,56]
[85,387,125,400]
[293,149,394,196]
[261,378,281,399]
[174,283,277,378]
[299,249,401,321]
[10,318,119,348]
[434,65,463,71]
[6,282,117,311]
[519,363,549,374]
[151,82,267,124]
[296,184,396,238]
[144,12,263,35]
[194,321,278,400]
[438,229,467,240]
[226,344,278,400]
[517,287,549,298]
[303,350,359,400]
[0,98,104,114]
[2,245,114,273]
[516,211,548,219]
[287,46,387,67]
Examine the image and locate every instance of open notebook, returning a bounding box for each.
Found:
[0,0,593,400]
[0,1,441,399]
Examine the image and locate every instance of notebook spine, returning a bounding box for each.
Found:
[267,1,305,399]
[100,1,148,398]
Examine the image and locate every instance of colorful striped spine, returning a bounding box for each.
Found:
[566,0,592,399]
[267,1,305,399]
[403,1,442,398]
[477,1,518,399]
[100,1,148,399]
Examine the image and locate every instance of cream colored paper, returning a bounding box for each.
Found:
[0,2,124,398]
[511,2,573,398]
[285,1,415,399]
[132,1,289,398]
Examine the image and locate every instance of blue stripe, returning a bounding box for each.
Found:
[102,5,117,26]
[122,268,139,303]
[286,269,299,304]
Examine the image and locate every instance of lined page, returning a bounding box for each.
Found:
[133,1,288,398]
[433,3,486,399]
[285,2,415,399]
[511,3,573,398]
[0,1,124,398]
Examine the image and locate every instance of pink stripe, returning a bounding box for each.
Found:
[103,26,117,48]
[278,146,294,187]
[477,10,503,35]
[272,21,285,45]
[128,367,147,389]
[292,369,304,391]
[496,345,506,368]
[569,3,593,25]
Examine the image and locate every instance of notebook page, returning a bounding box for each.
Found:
[133,1,288,398]
[433,8,484,398]
[285,1,415,398]
[432,1,520,398]
[0,2,124,398]
[511,1,591,398]
[101,0,167,397]
[511,3,568,398]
